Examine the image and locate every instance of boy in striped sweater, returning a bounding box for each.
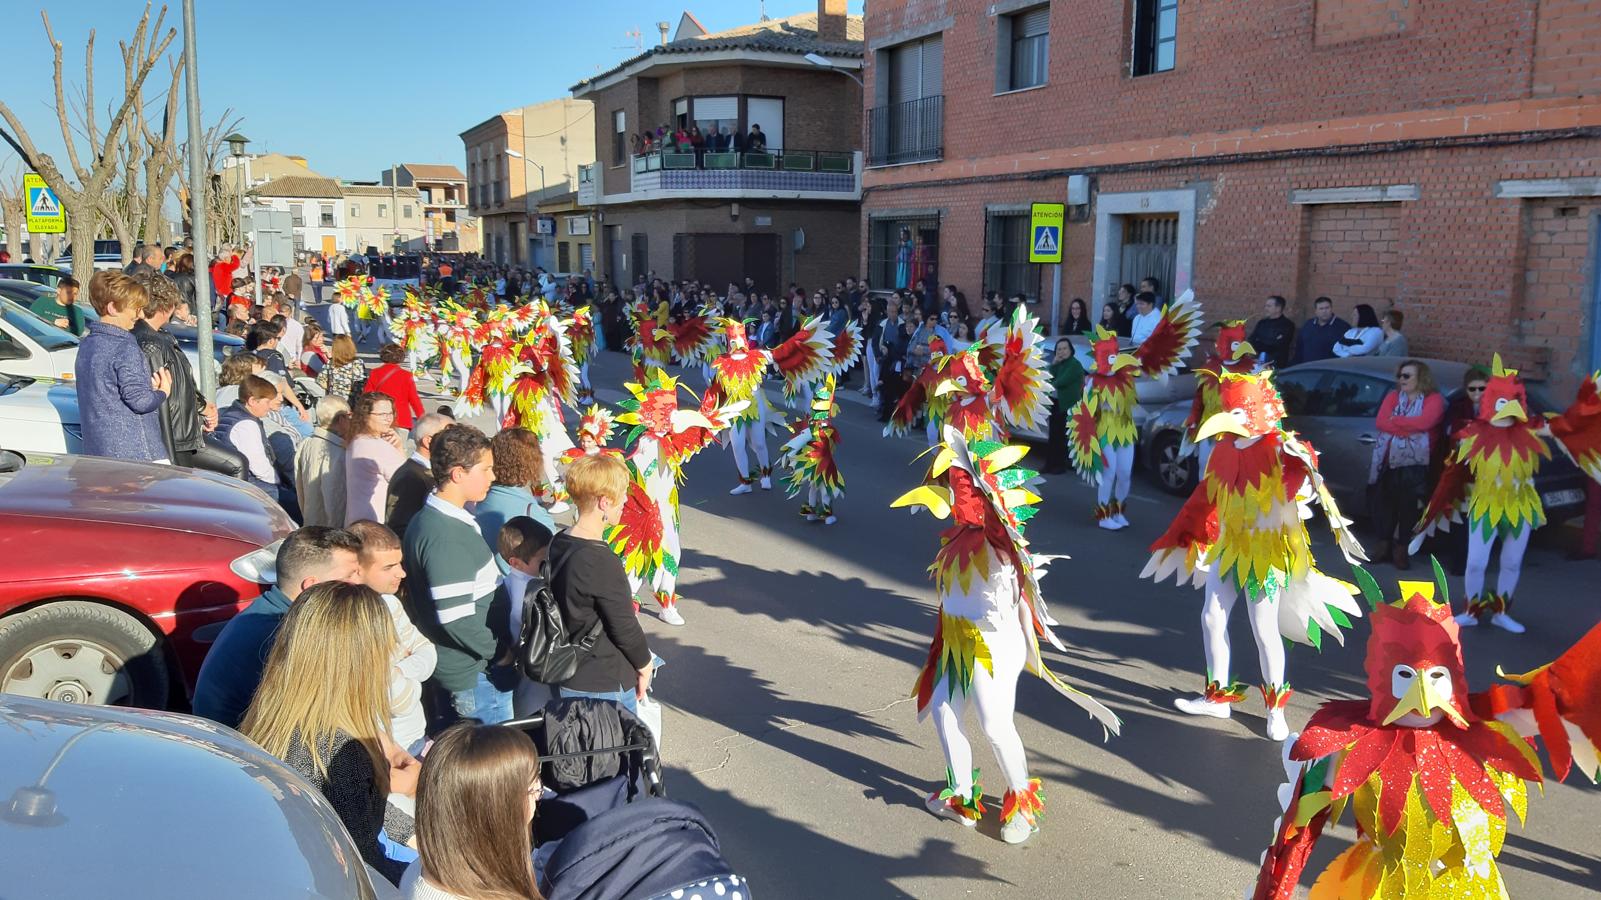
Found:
[400,424,513,725]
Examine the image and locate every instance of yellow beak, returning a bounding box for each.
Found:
[933,380,960,398]
[1232,341,1257,362]
[1109,352,1140,374]
[1194,411,1248,443]
[1381,673,1468,728]
[1491,399,1527,424]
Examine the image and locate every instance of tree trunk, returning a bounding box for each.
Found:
[0,193,21,260]
[68,212,100,285]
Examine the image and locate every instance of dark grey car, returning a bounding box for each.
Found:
[1140,356,1589,523]
[0,695,400,900]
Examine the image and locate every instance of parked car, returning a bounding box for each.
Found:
[0,448,294,708]
[1139,356,1589,524]
[0,694,400,900]
[0,375,81,454]
[1013,334,1196,441]
[0,263,72,288]
[0,293,79,381]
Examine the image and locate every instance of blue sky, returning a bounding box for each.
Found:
[2,0,863,183]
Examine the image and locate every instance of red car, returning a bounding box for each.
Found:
[0,449,294,709]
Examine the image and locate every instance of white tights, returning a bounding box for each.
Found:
[1196,568,1286,690]
[929,610,1030,797]
[730,421,770,481]
[1466,526,1530,601]
[448,347,469,393]
[1096,442,1135,507]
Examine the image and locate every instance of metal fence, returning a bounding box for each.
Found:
[631,147,855,174]
[866,95,944,167]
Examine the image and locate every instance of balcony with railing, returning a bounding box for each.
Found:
[867,95,944,167]
[624,147,861,199]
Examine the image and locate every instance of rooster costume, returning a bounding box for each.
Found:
[561,406,621,463]
[563,305,598,405]
[606,368,746,626]
[779,375,843,524]
[885,306,1053,444]
[1143,369,1367,741]
[1411,355,1601,633]
[708,317,836,494]
[1183,319,1258,475]
[893,427,1121,845]
[627,301,675,379]
[1252,569,1601,898]
[1068,290,1203,529]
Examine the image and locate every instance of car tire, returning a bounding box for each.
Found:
[1150,432,1197,496]
[0,601,168,708]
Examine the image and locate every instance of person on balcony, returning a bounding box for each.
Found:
[747,124,768,153]
[690,125,706,167]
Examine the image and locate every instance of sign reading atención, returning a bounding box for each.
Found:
[24,173,66,235]
[1028,201,1064,264]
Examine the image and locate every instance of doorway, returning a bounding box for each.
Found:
[1119,215,1178,301]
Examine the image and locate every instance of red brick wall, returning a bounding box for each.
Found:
[1533,0,1601,98]
[1314,0,1417,46]
[1522,198,1601,399]
[1302,204,1405,310]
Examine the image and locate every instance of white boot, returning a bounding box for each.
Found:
[1489,612,1525,634]
[925,793,978,829]
[1265,707,1290,742]
[1174,696,1233,719]
[759,474,773,490]
[659,606,685,627]
[1000,815,1035,845]
[729,482,753,496]
[1453,613,1480,628]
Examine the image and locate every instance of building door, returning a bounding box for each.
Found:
[580,243,594,273]
[607,226,624,288]
[630,232,649,286]
[747,98,784,152]
[1119,215,1177,301]
[743,234,780,296]
[557,241,571,273]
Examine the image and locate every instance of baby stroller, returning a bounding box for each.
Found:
[502,698,750,900]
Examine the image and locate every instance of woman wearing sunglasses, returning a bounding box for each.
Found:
[1369,360,1445,569]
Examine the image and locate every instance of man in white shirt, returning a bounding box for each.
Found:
[327,297,351,337]
[1129,291,1162,345]
[275,300,305,361]
[346,519,437,754]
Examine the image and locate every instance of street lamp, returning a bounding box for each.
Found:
[224,132,259,303]
[506,148,547,268]
[804,52,864,87]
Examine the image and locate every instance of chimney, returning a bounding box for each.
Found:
[818,0,847,42]
[657,21,670,45]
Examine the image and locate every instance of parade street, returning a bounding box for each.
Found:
[440,348,1599,900]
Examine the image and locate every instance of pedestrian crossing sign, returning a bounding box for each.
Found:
[24,173,66,234]
[1029,202,1064,263]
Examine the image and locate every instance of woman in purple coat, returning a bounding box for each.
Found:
[74,272,172,462]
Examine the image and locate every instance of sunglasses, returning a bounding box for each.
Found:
[1466,386,1486,393]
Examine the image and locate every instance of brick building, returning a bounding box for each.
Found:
[571,1,864,296]
[860,0,1601,400]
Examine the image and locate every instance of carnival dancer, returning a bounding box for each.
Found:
[436,305,479,396]
[560,406,622,463]
[1411,355,1601,633]
[893,426,1121,845]
[772,314,836,408]
[668,308,718,385]
[396,286,439,374]
[780,375,843,524]
[886,306,1054,445]
[708,316,836,494]
[1251,569,1601,899]
[564,305,598,405]
[628,300,675,381]
[605,368,745,626]
[1182,319,1258,475]
[1143,369,1367,741]
[1068,290,1204,529]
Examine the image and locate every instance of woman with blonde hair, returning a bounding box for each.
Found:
[400,723,543,900]
[320,333,367,401]
[241,581,418,886]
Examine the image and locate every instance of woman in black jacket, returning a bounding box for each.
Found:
[1061,297,1093,335]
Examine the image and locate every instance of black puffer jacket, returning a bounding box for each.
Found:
[132,319,204,454]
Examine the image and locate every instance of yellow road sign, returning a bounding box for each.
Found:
[24,173,66,235]
[1029,202,1064,264]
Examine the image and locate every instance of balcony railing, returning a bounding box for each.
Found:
[626,147,859,196]
[867,95,944,167]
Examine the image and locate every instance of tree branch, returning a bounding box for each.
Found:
[42,11,88,184]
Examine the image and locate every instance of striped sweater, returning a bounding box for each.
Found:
[401,494,503,692]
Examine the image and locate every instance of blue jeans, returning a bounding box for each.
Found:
[450,671,514,725]
[556,684,638,716]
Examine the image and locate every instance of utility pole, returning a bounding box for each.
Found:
[181,0,214,394]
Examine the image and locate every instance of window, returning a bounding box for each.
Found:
[1325,374,1390,418]
[403,204,413,218]
[378,204,388,219]
[691,96,740,151]
[983,212,1042,303]
[613,109,627,165]
[869,36,944,165]
[1000,5,1050,92]
[289,203,304,227]
[349,203,360,218]
[1274,370,1328,417]
[319,205,334,227]
[868,217,940,293]
[1132,0,1177,76]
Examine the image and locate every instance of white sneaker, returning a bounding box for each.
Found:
[659,606,686,626]
[804,512,819,522]
[1112,513,1130,528]
[1490,612,1526,634]
[1174,696,1233,719]
[1453,613,1480,628]
[1000,815,1035,845]
[925,793,977,829]
[1097,518,1120,531]
[759,476,772,490]
[824,515,837,525]
[729,483,753,495]
[1265,708,1290,742]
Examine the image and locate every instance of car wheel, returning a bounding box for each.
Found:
[1151,432,1196,496]
[0,601,168,708]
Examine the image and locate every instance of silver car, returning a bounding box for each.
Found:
[0,695,401,899]
[1139,356,1589,522]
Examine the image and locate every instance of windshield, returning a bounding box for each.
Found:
[0,297,79,352]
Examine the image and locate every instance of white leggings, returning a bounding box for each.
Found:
[926,417,940,448]
[1466,526,1531,600]
[929,611,1030,797]
[730,420,770,481]
[578,360,592,394]
[1196,568,1286,690]
[448,347,470,393]
[1096,442,1136,507]
[863,351,879,395]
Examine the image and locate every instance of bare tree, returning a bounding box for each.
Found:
[177,109,243,256]
[100,45,187,259]
[0,4,177,283]
[0,164,22,260]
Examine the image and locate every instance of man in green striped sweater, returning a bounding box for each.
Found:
[400,424,514,724]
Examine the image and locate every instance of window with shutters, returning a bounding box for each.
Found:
[1131,0,1177,77]
[289,203,304,227]
[868,35,943,166]
[612,109,627,165]
[349,204,360,219]
[983,212,1042,304]
[999,5,1050,92]
[378,204,388,219]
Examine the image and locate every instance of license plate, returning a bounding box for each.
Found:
[1542,489,1584,507]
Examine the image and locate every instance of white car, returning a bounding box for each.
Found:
[0,296,79,382]
[0,375,81,454]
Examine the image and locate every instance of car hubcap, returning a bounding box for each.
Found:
[1160,445,1188,488]
[3,640,130,705]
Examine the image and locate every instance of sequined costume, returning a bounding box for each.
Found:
[1252,569,1601,898]
[893,427,1121,845]
[1411,355,1601,632]
[1068,290,1203,528]
[1143,369,1367,741]
[780,375,843,524]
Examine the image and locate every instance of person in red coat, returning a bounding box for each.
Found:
[365,343,425,430]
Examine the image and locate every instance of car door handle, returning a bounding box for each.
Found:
[1357,434,1377,444]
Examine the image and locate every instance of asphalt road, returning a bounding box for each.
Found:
[358,314,1597,899]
